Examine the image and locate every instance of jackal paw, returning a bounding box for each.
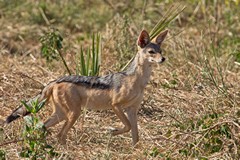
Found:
[57,134,67,145]
[107,127,117,135]
[108,127,120,136]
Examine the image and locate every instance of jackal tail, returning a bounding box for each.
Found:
[5,81,55,124]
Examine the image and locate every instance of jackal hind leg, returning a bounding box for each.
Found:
[57,111,80,144]
[44,101,66,128]
[111,105,131,136]
[57,99,81,144]
[126,106,139,145]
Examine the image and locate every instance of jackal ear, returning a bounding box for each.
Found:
[155,30,168,46]
[137,30,150,48]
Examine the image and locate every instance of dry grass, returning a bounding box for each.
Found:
[0,0,240,159]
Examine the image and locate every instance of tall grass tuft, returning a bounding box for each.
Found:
[76,33,101,76]
[149,4,185,40]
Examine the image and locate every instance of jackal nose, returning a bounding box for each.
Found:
[161,57,165,62]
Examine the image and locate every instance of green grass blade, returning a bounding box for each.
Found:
[36,99,46,112]
[75,55,80,75]
[150,5,175,36]
[98,33,101,74]
[150,4,185,40]
[86,47,90,76]
[21,101,32,113]
[91,34,96,76]
[149,5,176,36]
[76,33,101,76]
[80,47,86,76]
[95,33,100,76]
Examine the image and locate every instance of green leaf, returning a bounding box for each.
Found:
[204,143,211,150]
[149,147,159,157]
[235,51,240,63]
[211,145,221,153]
[19,151,30,158]
[36,99,46,112]
[80,47,86,75]
[179,149,188,156]
[150,4,185,40]
[91,33,96,76]
[165,130,172,137]
[21,101,32,113]
[41,46,47,54]
[56,40,62,49]
[45,144,53,149]
[86,47,90,76]
[30,141,35,150]
[214,137,223,145]
[96,33,101,75]
[0,150,6,159]
[220,125,231,138]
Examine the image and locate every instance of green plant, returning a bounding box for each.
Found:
[148,147,160,157]
[149,4,185,40]
[144,147,171,159]
[175,113,235,158]
[0,128,4,158]
[235,51,240,63]
[0,128,3,143]
[76,33,101,76]
[0,149,5,160]
[19,99,58,159]
[40,28,71,75]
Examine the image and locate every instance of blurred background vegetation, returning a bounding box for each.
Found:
[1,0,239,69]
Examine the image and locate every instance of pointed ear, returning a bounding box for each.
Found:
[137,30,150,48]
[155,30,168,46]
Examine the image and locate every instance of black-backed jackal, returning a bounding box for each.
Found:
[5,29,168,145]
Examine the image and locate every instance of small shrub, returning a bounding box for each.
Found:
[40,28,63,62]
[40,28,71,75]
[19,99,58,159]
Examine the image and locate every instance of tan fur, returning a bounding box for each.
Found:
[7,30,168,145]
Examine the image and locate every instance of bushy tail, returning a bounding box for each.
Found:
[5,82,55,124]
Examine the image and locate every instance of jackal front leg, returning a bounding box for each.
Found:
[111,105,131,136]
[126,106,139,145]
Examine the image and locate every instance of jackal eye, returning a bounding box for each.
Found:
[148,50,155,54]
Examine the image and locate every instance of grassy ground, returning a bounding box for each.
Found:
[0,0,240,159]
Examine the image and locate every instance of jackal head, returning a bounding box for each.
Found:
[137,30,168,64]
